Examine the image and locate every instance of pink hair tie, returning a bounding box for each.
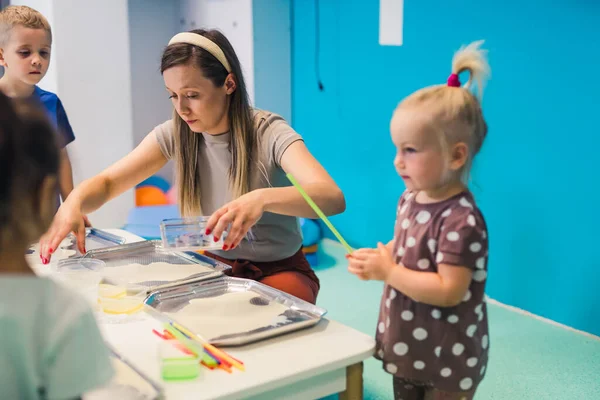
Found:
[447,73,461,87]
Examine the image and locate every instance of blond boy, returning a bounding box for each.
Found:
[0,5,77,212]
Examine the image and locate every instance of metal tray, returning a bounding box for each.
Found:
[64,228,127,253]
[25,229,125,259]
[144,276,327,347]
[81,240,230,293]
[84,345,163,400]
[82,240,229,268]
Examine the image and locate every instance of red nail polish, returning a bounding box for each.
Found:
[42,258,48,265]
[83,247,86,253]
[222,245,229,250]
[205,229,211,235]
[49,248,54,254]
[214,236,219,242]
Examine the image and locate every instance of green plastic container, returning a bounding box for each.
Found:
[160,340,200,381]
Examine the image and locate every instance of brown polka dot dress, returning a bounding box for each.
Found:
[374,190,489,393]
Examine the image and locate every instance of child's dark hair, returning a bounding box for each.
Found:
[0,92,59,246]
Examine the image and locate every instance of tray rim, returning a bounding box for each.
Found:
[76,240,231,293]
[63,228,126,251]
[160,216,210,226]
[158,244,226,252]
[81,240,232,271]
[30,229,127,260]
[54,257,106,272]
[144,276,327,347]
[88,228,127,245]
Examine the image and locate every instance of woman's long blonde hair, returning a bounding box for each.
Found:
[161,29,254,216]
[398,40,491,182]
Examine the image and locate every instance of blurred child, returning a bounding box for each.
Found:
[0,93,113,399]
[348,41,491,400]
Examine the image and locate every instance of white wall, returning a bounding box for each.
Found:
[180,0,255,104]
[128,0,179,181]
[11,0,136,228]
[53,0,134,228]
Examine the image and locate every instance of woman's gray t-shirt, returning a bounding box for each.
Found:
[153,110,303,262]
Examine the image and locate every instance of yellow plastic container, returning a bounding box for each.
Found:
[97,282,146,315]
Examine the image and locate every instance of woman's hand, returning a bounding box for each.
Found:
[205,189,266,250]
[347,243,396,281]
[83,215,92,228]
[39,201,87,263]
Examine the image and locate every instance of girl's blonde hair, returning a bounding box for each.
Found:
[161,29,254,217]
[399,40,491,182]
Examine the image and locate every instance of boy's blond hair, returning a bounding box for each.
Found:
[0,5,52,47]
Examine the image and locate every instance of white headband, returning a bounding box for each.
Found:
[168,32,232,73]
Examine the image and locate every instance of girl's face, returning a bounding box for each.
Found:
[0,26,51,87]
[163,64,235,135]
[391,107,468,197]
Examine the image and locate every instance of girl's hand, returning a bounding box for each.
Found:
[39,201,87,263]
[347,243,395,281]
[205,190,266,250]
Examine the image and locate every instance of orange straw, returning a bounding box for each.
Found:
[170,322,245,371]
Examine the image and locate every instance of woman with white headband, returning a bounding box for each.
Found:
[39,29,345,304]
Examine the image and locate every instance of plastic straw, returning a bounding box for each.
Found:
[163,324,203,357]
[286,173,353,253]
[168,322,245,371]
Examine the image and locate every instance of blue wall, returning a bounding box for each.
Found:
[253,0,292,123]
[291,0,600,335]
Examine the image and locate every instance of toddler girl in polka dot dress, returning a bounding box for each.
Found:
[348,41,491,400]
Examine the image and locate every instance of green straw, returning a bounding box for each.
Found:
[164,323,204,357]
[286,173,353,253]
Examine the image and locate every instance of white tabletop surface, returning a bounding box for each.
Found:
[30,229,375,400]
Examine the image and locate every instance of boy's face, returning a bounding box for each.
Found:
[0,25,51,86]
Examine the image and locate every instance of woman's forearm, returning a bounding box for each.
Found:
[65,133,169,214]
[259,183,346,218]
[66,175,113,214]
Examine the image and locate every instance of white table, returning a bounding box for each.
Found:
[33,229,375,400]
